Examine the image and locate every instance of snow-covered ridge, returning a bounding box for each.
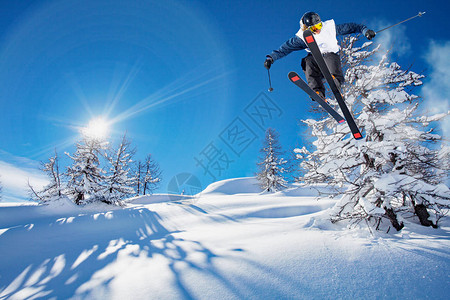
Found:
[127,177,266,204]
[198,177,339,197]
[198,177,261,195]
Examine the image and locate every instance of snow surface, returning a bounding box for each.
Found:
[0,177,449,299]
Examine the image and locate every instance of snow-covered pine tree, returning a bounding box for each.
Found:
[104,133,136,205]
[140,154,162,195]
[66,137,108,205]
[256,128,288,192]
[296,36,450,231]
[31,150,65,203]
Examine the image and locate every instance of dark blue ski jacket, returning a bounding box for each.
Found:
[268,22,369,61]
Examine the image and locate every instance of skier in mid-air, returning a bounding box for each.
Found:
[265,11,376,99]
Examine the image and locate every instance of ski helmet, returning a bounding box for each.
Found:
[301,12,321,28]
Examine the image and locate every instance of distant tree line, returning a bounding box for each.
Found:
[29,133,162,206]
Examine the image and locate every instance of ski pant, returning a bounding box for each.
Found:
[301,52,344,98]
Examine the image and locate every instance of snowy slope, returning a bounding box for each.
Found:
[0,178,449,299]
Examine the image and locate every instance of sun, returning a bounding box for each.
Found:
[82,117,110,140]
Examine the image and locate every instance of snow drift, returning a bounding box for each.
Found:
[199,177,261,195]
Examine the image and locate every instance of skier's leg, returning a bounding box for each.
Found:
[324,52,344,91]
[302,54,325,98]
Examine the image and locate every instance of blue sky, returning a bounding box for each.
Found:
[0,0,449,201]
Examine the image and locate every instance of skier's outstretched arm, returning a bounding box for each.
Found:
[265,35,307,68]
[336,23,376,40]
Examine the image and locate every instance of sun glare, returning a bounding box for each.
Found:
[82,117,110,140]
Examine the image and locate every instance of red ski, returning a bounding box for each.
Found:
[288,71,345,124]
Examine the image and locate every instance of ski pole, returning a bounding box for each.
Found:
[376,11,426,34]
[267,69,274,92]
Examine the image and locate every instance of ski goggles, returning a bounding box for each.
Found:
[308,22,323,32]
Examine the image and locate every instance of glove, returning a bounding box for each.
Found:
[264,56,273,70]
[365,29,376,40]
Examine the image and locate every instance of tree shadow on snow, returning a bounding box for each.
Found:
[0,204,311,299]
[0,207,234,299]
